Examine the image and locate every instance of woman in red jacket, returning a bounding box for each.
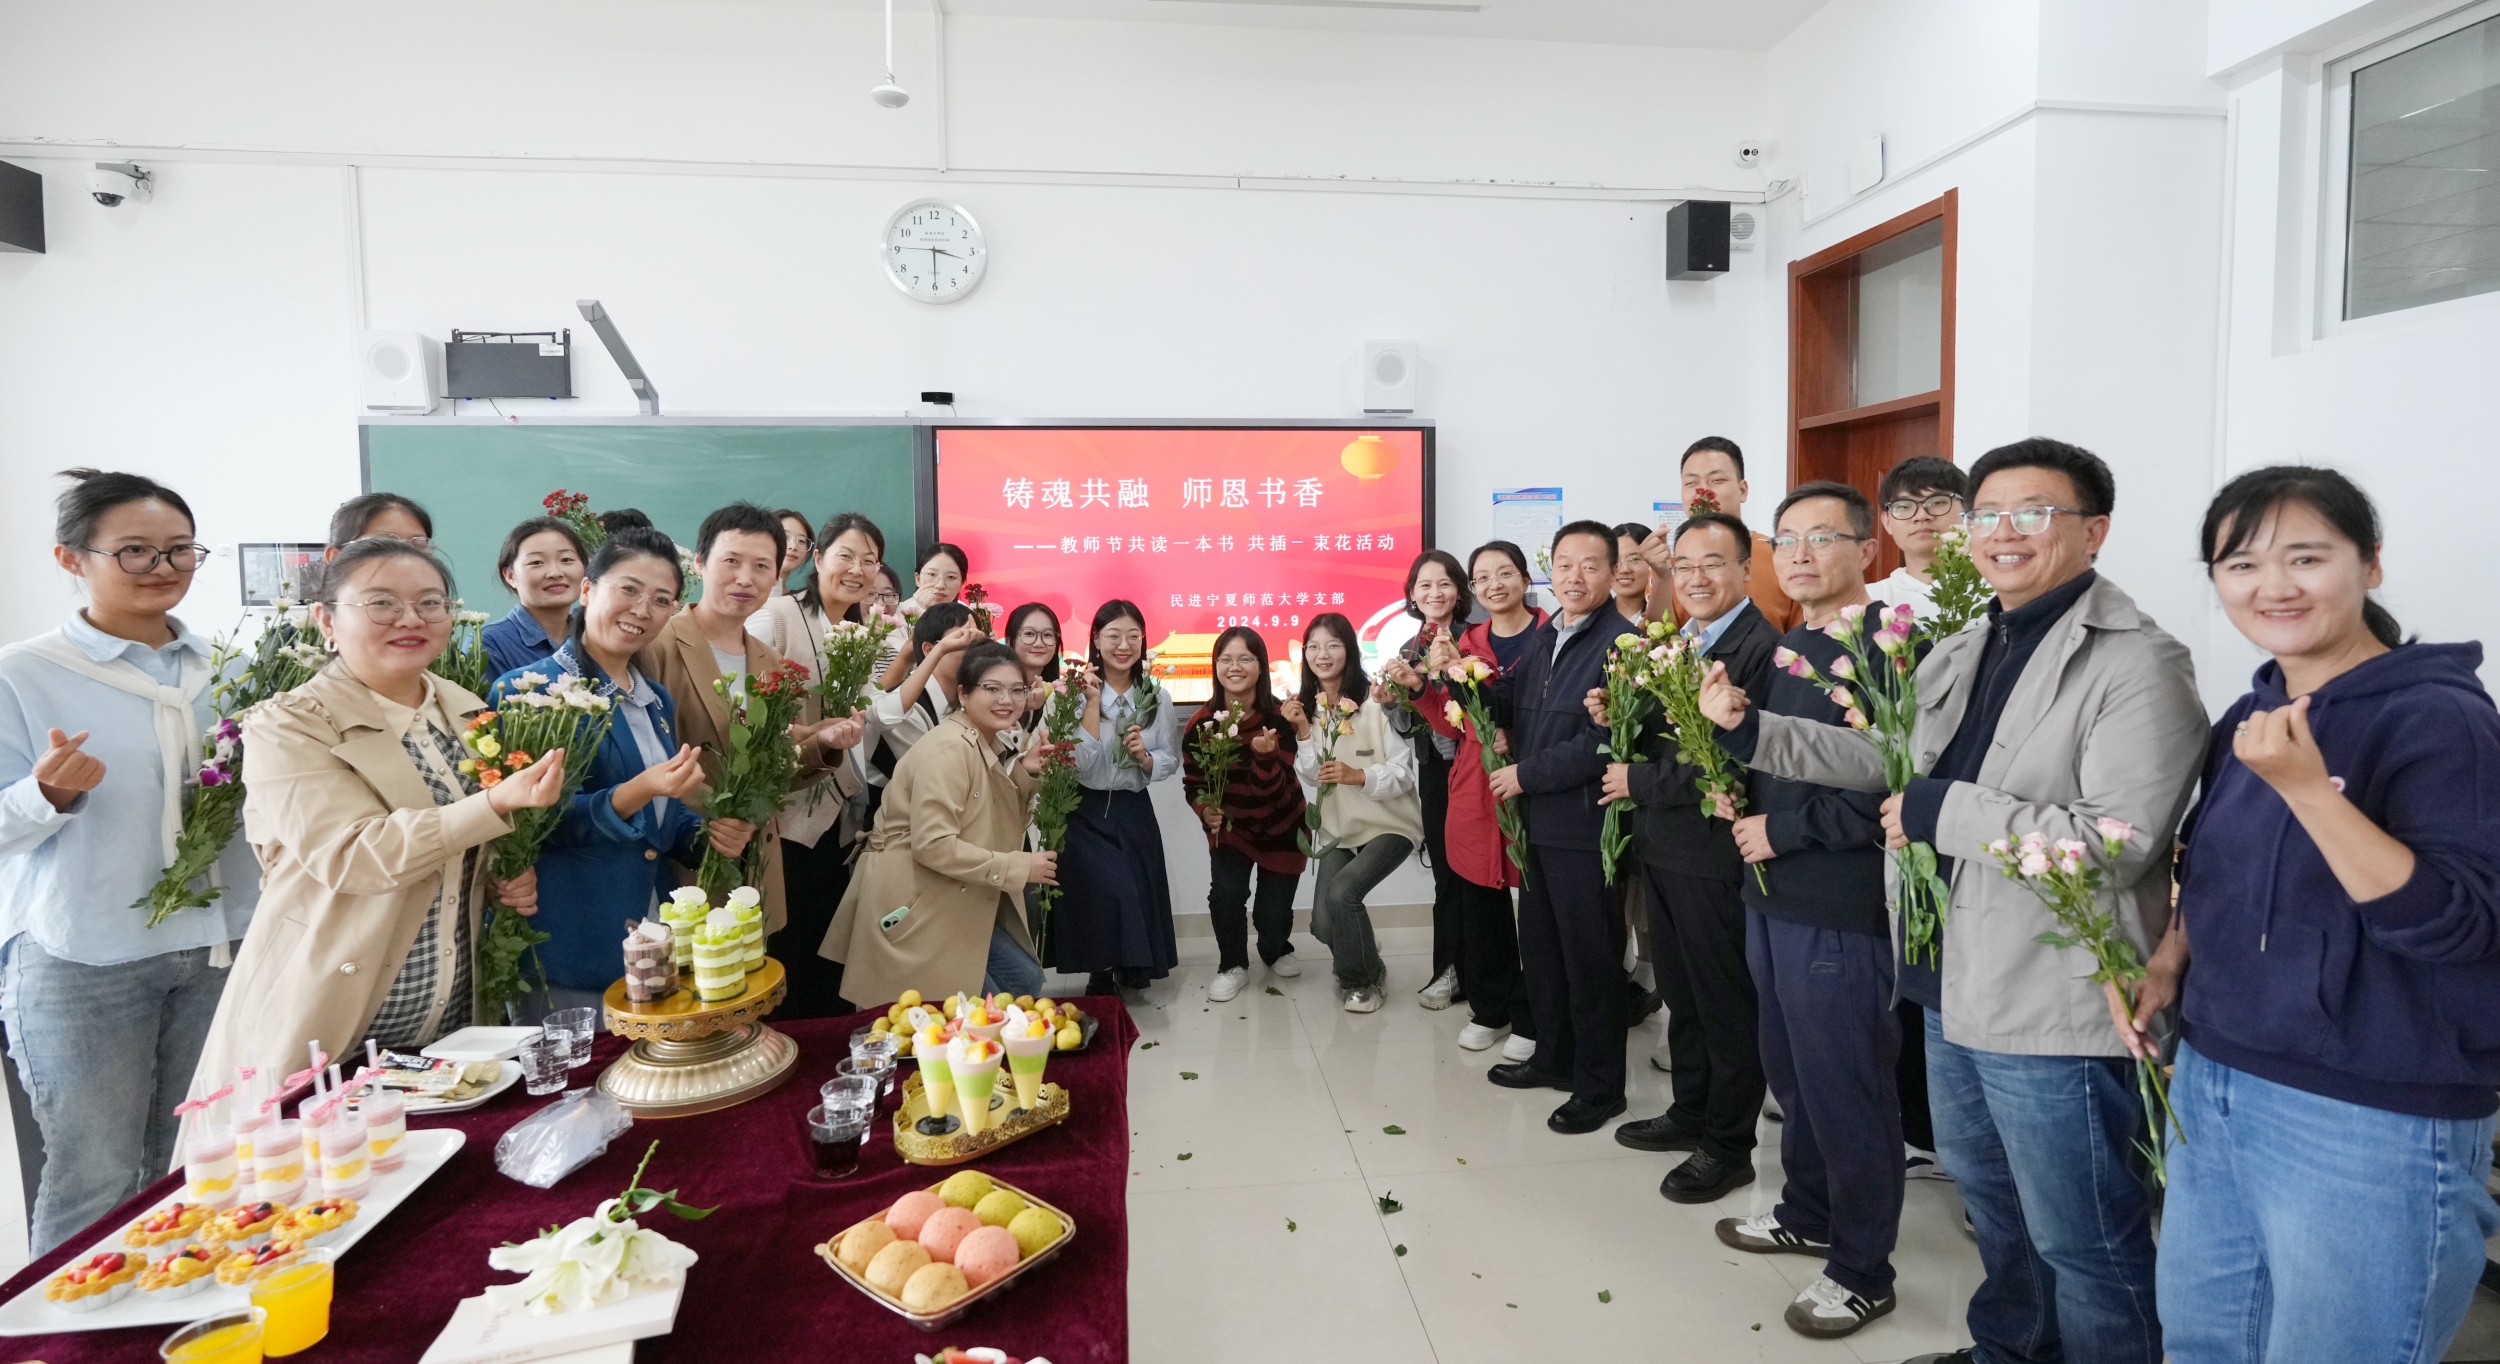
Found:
[1183,627,1307,1004]
[1387,540,1544,1057]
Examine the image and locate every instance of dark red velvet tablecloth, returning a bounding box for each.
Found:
[0,999,1134,1364]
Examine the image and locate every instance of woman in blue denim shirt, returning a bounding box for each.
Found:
[482,516,587,680]
[490,527,720,1013]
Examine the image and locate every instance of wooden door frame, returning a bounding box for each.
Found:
[1785,188,1958,485]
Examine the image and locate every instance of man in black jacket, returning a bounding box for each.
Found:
[1592,511,1780,1201]
[1438,520,1643,1133]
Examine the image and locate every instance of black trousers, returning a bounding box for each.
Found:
[1518,845,1625,1104]
[769,833,853,1020]
[1418,744,1465,988]
[1896,998,1934,1152]
[1644,863,1764,1163]
[1456,876,1533,1036]
[1207,847,1299,974]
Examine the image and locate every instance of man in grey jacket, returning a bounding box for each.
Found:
[1700,439,2207,1364]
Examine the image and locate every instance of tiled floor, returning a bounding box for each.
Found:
[1049,925,1986,1364]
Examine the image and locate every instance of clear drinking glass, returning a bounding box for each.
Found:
[519,1035,569,1096]
[543,1007,597,1068]
[160,1306,267,1364]
[836,1056,893,1106]
[847,1030,901,1099]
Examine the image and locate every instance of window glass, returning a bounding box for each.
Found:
[2347,13,2500,319]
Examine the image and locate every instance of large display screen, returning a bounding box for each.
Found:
[933,426,1430,702]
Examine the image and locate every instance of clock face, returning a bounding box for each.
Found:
[883,200,986,303]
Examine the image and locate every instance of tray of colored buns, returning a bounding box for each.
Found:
[0,1128,467,1335]
[815,1172,1076,1331]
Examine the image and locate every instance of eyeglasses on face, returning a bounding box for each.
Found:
[1670,556,1740,576]
[1770,531,1867,554]
[337,594,453,624]
[1014,628,1057,646]
[1883,493,1964,521]
[597,579,679,613]
[1965,506,2084,537]
[969,681,1032,703]
[82,543,210,574]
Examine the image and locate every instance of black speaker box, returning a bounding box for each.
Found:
[1666,199,1729,280]
[446,330,574,399]
[0,161,44,254]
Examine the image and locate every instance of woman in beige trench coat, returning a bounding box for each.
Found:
[191,539,563,1094]
[826,643,1058,1009]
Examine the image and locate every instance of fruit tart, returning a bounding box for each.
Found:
[214,1239,305,1287]
[273,1197,358,1247]
[122,1200,211,1250]
[200,1200,289,1250]
[44,1250,141,1313]
[139,1244,227,1300]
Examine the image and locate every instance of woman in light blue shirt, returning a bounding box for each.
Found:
[0,469,259,1255]
[1049,599,1180,997]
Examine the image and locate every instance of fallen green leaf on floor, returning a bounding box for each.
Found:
[1177,1153,1193,1160]
[1179,1071,1198,1080]
[1455,1157,1467,1164]
[1139,1040,1158,1049]
[1382,1124,1406,1135]
[1597,1290,1612,1304]
[1471,1273,1481,1279]
[1394,1244,1407,1257]
[1286,1218,1296,1232]
[1750,1323,1761,1332]
[1265,986,1283,996]
[1376,1192,1403,1215]
[1505,1303,1517,1309]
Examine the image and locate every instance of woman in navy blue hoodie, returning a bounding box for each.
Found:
[2112,466,2500,1364]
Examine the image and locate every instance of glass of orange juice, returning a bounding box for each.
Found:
[160,1307,266,1364]
[249,1246,335,1357]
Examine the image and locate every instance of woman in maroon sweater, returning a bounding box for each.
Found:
[1183,626,1307,1003]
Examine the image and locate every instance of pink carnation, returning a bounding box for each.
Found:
[2095,817,2133,845]
[2018,850,2051,877]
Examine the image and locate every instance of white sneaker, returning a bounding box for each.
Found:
[1904,1145,1953,1181]
[1343,987,1381,1014]
[1269,953,1302,978]
[1206,967,1248,1003]
[1417,965,1458,1011]
[1782,1274,1895,1339]
[1456,1022,1505,1051]
[1500,1033,1538,1063]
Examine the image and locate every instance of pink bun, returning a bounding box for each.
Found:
[918,1206,983,1263]
[953,1224,1022,1287]
[884,1190,945,1241]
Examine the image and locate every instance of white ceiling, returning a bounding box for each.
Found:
[713,0,1831,51]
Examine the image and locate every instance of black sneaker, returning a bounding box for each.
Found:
[1613,1113,1704,1152]
[1546,1095,1627,1133]
[1661,1150,1755,1203]
[1486,1062,1573,1092]
[1784,1275,1896,1339]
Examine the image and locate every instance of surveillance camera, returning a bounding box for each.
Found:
[1734,141,1765,169]
[87,162,151,207]
[870,81,911,109]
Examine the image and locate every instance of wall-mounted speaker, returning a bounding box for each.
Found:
[1666,200,1729,280]
[359,331,441,415]
[1729,207,1759,253]
[1362,340,1417,414]
[0,160,43,254]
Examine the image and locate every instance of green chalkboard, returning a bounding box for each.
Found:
[360,422,917,606]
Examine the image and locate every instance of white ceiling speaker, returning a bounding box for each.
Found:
[871,0,909,108]
[1362,340,1417,414]
[359,330,440,415]
[1729,208,1759,252]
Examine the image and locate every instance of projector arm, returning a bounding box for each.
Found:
[576,299,659,416]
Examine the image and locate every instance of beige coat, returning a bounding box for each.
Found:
[192,664,513,1095]
[823,712,1039,1008]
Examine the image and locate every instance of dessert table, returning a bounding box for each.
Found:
[0,999,1136,1363]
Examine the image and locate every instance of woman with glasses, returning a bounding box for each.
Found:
[1867,455,1972,621]
[771,509,814,597]
[749,511,886,1016]
[482,516,589,679]
[0,470,259,1255]
[1185,627,1307,1004]
[196,536,562,1115]
[1382,550,1472,1011]
[1281,613,1421,1014]
[1054,600,1181,997]
[828,642,1058,1005]
[488,527,716,1013]
[1002,602,1064,736]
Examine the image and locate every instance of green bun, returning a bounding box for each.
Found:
[937,1169,995,1210]
[1007,1205,1063,1259]
[974,1188,1030,1228]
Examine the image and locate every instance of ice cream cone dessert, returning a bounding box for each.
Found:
[916,1025,958,1122]
[1002,1018,1051,1111]
[947,1035,1004,1136]
[960,1001,1009,1045]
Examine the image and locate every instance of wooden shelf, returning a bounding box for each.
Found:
[1797,389,1945,431]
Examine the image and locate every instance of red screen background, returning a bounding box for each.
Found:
[934,427,1428,692]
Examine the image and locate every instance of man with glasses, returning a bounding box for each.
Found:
[1870,455,1971,621]
[1707,439,2207,1364]
[1641,437,1802,632]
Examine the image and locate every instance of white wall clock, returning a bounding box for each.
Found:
[883,199,987,303]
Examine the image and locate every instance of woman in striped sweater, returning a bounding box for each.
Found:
[1183,626,1306,1004]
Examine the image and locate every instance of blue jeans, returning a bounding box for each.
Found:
[1926,1008,2161,1364]
[1,938,229,1256]
[2158,1042,2500,1364]
[984,922,1044,998]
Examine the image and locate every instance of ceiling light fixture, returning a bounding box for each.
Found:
[871,0,910,109]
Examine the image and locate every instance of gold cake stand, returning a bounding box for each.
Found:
[596,956,798,1118]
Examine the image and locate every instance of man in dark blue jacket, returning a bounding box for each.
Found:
[1442,520,1643,1133]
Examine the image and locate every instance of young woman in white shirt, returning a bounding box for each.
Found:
[1053,600,1179,997]
[1282,613,1423,1013]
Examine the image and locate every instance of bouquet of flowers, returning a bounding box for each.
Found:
[1770,605,1951,963]
[1112,670,1161,771]
[1027,677,1089,949]
[815,609,901,720]
[1987,821,2181,1183]
[1595,632,1664,885]
[1924,525,1991,637]
[136,612,330,927]
[1296,696,1362,859]
[1440,655,1527,871]
[962,582,997,635]
[542,489,608,550]
[428,604,495,697]
[1187,702,1251,835]
[693,660,813,901]
[1376,623,1438,725]
[463,672,620,1017]
[1643,623,1766,893]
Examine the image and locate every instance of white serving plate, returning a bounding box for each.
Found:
[424,1026,543,1063]
[405,1059,523,1116]
[0,1127,468,1336]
